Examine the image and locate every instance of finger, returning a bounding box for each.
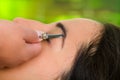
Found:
[13,18,41,43]
[22,43,41,61]
[0,43,41,69]
[22,28,40,43]
[13,17,43,30]
[14,18,34,29]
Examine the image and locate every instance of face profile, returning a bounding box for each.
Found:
[0,18,120,80]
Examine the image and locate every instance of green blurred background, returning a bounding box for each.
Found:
[0,0,120,26]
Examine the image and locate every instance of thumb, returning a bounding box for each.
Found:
[23,28,40,43]
[23,43,41,61]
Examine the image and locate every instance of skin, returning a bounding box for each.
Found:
[0,18,103,80]
[0,20,41,69]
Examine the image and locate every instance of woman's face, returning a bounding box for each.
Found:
[0,18,102,80]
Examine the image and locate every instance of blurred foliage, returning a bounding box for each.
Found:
[0,0,120,26]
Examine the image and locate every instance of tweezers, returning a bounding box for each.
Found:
[40,33,64,40]
[36,31,63,40]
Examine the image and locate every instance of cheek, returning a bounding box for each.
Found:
[0,51,63,80]
[50,38,63,52]
[26,50,65,79]
[60,41,78,69]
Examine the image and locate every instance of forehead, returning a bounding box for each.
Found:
[51,18,102,31]
[50,18,102,47]
[60,18,101,28]
[59,18,102,41]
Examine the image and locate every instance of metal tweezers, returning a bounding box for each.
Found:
[36,31,63,40]
[40,33,64,40]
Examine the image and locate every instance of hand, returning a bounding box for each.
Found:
[0,20,41,69]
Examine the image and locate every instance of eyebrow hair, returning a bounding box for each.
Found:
[56,22,67,38]
[56,22,67,48]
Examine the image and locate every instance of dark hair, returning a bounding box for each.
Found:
[62,23,120,80]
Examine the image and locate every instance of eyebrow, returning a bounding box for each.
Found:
[56,22,67,47]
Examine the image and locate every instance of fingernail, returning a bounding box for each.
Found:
[35,30,44,42]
